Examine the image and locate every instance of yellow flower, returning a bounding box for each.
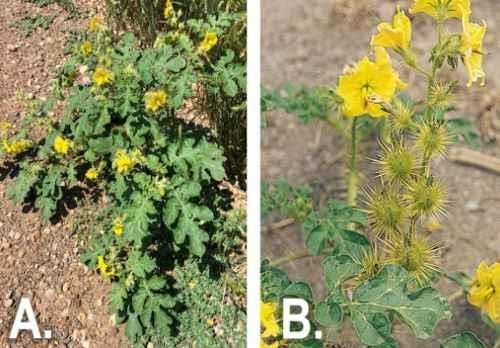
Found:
[144,90,168,112]
[97,256,115,278]
[53,136,72,155]
[371,6,412,51]
[93,67,113,86]
[468,261,500,323]
[410,0,470,21]
[3,139,32,155]
[261,302,280,338]
[336,47,407,118]
[199,31,218,53]
[112,217,124,237]
[164,0,174,18]
[89,15,104,32]
[460,14,487,87]
[112,149,137,174]
[85,167,99,180]
[80,41,93,57]
[188,281,197,289]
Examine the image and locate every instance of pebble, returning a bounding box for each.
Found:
[4,299,13,308]
[465,201,481,212]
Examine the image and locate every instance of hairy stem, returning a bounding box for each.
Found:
[347,117,359,207]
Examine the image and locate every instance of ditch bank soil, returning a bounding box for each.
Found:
[262,1,500,347]
[0,1,123,347]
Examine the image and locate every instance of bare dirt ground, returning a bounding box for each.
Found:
[262,0,500,347]
[0,1,126,347]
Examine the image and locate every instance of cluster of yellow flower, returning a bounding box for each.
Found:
[53,136,72,155]
[112,149,141,174]
[260,302,282,348]
[199,31,218,53]
[164,0,174,19]
[89,15,105,33]
[3,139,32,156]
[468,261,500,323]
[93,67,113,86]
[112,216,124,237]
[97,255,116,278]
[337,0,486,119]
[80,40,93,57]
[144,89,168,112]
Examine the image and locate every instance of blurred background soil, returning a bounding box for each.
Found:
[262,0,500,347]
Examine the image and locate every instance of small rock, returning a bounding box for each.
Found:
[81,340,90,348]
[6,44,19,52]
[465,201,480,212]
[4,299,13,308]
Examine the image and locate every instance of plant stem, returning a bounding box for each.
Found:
[347,117,359,207]
[270,251,315,267]
[494,337,500,348]
[447,289,464,303]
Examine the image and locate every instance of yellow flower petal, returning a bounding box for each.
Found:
[460,14,487,87]
[336,48,406,118]
[410,0,470,21]
[371,7,412,51]
[261,302,281,338]
[53,136,72,155]
[199,31,218,53]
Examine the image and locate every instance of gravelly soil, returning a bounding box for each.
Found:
[0,1,125,347]
[262,0,500,347]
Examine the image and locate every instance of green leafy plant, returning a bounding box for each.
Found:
[261,1,496,347]
[1,9,245,347]
[10,14,55,37]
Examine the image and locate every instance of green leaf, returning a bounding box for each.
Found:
[314,298,343,327]
[351,264,451,341]
[108,283,128,314]
[351,311,398,347]
[163,181,214,256]
[303,200,367,256]
[165,56,186,72]
[125,313,143,343]
[261,180,313,221]
[261,260,292,301]
[7,167,39,203]
[447,118,481,148]
[283,282,313,303]
[440,332,486,348]
[127,250,156,278]
[262,85,332,123]
[123,195,155,246]
[168,138,225,181]
[322,254,362,291]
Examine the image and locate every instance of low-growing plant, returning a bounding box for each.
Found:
[262,1,497,347]
[105,0,247,184]
[1,9,245,347]
[10,13,55,37]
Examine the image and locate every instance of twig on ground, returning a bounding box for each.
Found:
[449,147,500,174]
[262,218,296,233]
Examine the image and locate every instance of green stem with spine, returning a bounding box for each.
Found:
[347,117,359,207]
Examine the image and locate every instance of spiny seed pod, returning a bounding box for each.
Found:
[364,187,408,238]
[353,246,383,283]
[415,120,450,159]
[385,234,441,287]
[376,141,419,184]
[390,98,415,134]
[406,176,447,219]
[428,81,456,109]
